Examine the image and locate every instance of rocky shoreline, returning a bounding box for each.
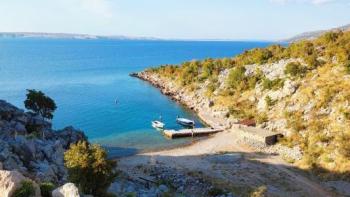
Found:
[131,71,303,160]
[0,100,87,185]
[131,72,232,129]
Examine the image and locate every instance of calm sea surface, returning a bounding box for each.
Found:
[0,38,270,156]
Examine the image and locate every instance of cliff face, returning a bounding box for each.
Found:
[0,100,87,184]
[141,31,350,178]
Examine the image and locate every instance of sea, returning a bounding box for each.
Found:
[0,38,271,157]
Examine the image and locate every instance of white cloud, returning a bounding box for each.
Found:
[270,0,337,5]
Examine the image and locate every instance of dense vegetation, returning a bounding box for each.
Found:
[12,180,35,197]
[64,141,118,197]
[147,30,350,179]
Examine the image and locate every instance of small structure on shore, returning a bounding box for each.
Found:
[234,124,281,145]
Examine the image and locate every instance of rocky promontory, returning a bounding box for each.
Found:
[0,100,87,184]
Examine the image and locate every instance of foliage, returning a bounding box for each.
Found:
[64,141,118,196]
[262,78,284,90]
[256,113,268,124]
[40,182,55,197]
[265,96,276,107]
[284,62,306,77]
[285,111,306,132]
[12,181,35,197]
[345,60,350,74]
[226,66,247,90]
[24,89,57,120]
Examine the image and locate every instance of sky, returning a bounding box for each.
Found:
[1,0,350,40]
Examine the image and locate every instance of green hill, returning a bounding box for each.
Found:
[145,30,350,179]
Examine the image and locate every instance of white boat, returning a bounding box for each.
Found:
[176,117,195,127]
[152,120,165,129]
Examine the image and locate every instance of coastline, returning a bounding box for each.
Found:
[110,71,336,196]
[130,72,231,130]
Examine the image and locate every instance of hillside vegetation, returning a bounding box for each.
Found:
[146,31,350,179]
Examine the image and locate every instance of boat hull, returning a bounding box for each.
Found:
[152,121,165,129]
[176,118,195,127]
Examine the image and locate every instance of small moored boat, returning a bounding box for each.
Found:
[176,117,195,127]
[152,120,165,129]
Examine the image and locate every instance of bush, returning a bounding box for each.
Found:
[256,113,268,124]
[262,78,284,90]
[226,66,246,90]
[284,62,306,77]
[265,96,277,107]
[345,60,350,74]
[12,180,35,197]
[24,89,57,120]
[40,182,55,197]
[64,141,118,196]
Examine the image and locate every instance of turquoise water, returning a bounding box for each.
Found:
[0,38,270,156]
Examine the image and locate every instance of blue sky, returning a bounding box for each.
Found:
[1,0,350,40]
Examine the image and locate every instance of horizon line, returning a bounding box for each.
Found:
[0,31,279,42]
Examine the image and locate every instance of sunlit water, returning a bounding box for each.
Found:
[0,38,270,156]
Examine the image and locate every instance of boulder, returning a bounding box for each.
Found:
[0,170,41,197]
[52,183,80,197]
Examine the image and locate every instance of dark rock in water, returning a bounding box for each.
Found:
[129,72,139,77]
[0,99,87,184]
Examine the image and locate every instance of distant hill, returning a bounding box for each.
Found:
[0,32,161,40]
[284,24,350,42]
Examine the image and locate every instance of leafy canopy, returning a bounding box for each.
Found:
[24,89,57,120]
[64,141,118,196]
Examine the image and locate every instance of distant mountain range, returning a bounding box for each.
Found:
[0,32,161,40]
[284,24,350,42]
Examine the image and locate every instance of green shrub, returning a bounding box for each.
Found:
[284,62,306,77]
[40,182,55,197]
[262,78,284,90]
[265,96,277,107]
[228,107,245,118]
[12,180,35,197]
[304,54,319,69]
[345,60,350,74]
[256,113,268,124]
[226,66,246,89]
[64,141,118,196]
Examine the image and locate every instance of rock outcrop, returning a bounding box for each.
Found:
[0,170,41,197]
[52,183,80,197]
[0,100,87,184]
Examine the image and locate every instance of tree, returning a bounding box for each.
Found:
[24,89,57,120]
[64,141,118,196]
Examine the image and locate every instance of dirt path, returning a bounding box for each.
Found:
[118,129,334,196]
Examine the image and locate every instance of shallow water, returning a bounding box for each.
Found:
[0,38,271,156]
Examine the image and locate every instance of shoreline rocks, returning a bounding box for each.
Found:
[0,100,87,184]
[52,183,80,197]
